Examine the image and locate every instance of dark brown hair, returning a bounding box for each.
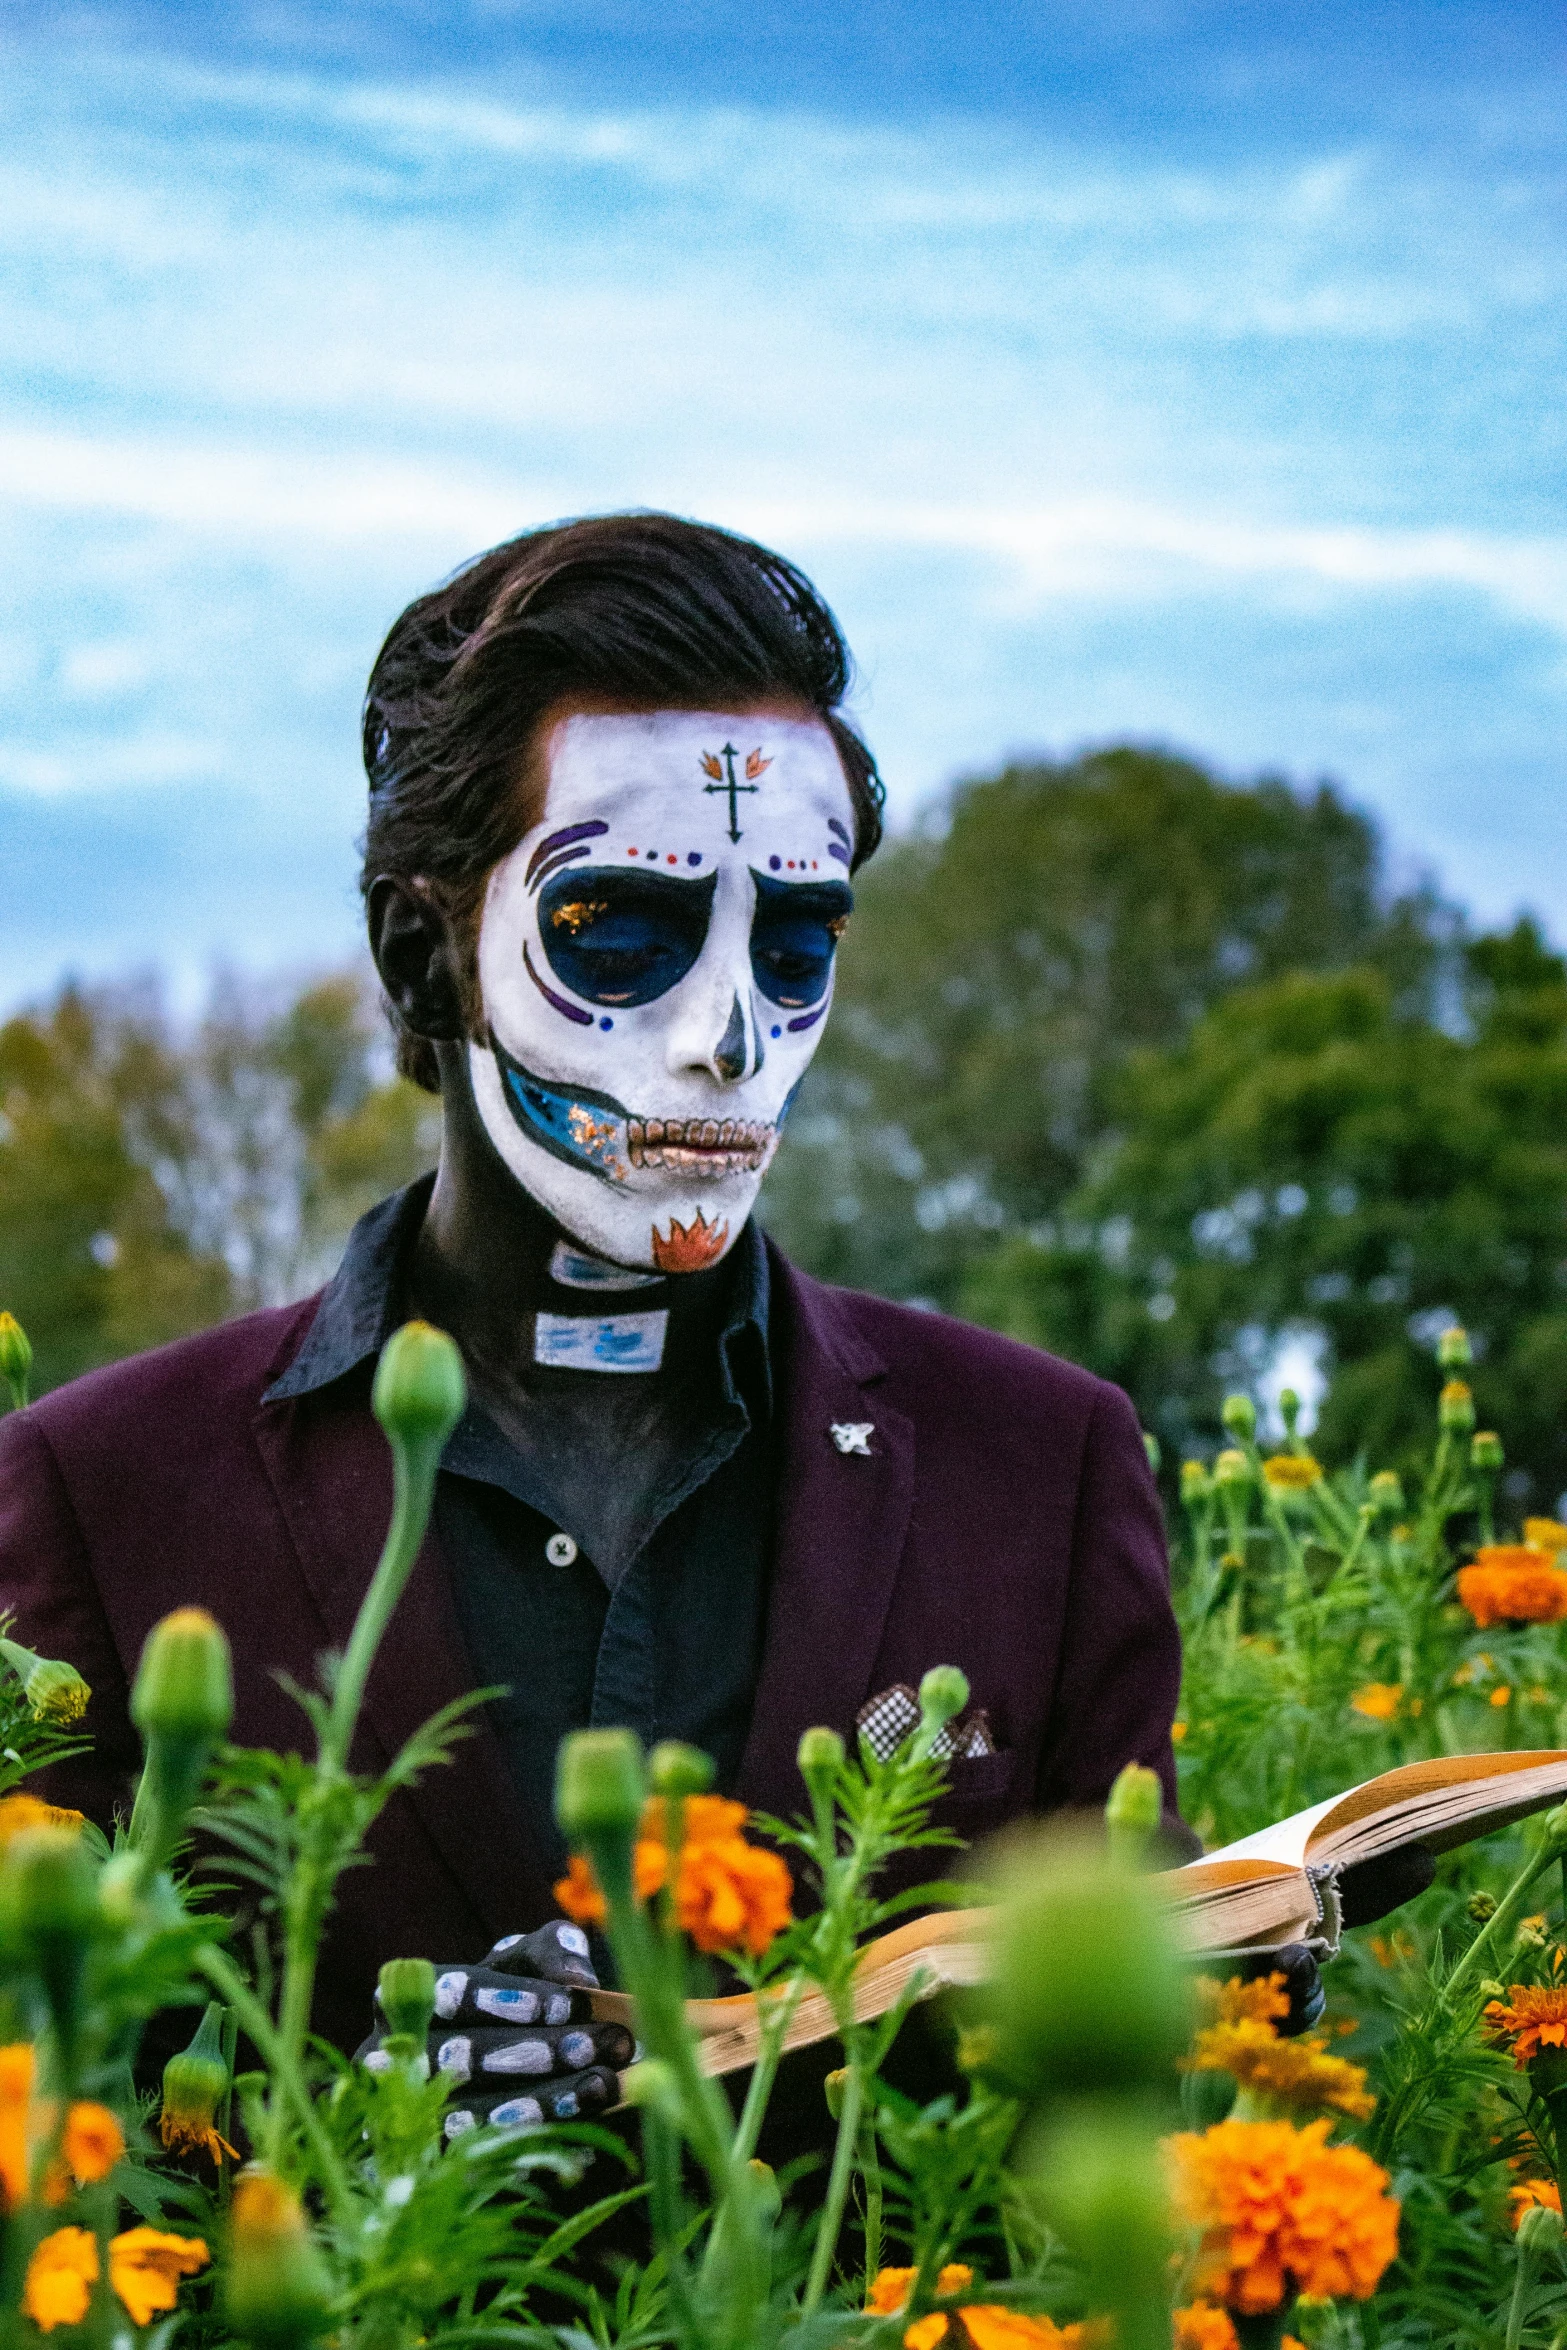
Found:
[361,510,884,1089]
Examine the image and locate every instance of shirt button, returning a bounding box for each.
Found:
[545,1531,579,1567]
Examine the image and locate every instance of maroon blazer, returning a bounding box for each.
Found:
[0,1240,1184,2053]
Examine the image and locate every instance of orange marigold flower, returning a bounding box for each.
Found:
[1457,1549,1567,1628]
[1350,1683,1402,1722]
[109,2227,210,2326]
[555,1794,793,1957]
[866,2268,1102,2350]
[1491,1685,1513,1708]
[1525,1519,1567,1554]
[1510,2179,1562,2228]
[0,1795,85,1850]
[0,2043,34,2209]
[1484,1986,1567,2066]
[1194,1974,1292,2030]
[1173,2307,1238,2350]
[1369,1930,1416,1970]
[1261,1455,1322,1492]
[61,2102,124,2186]
[1184,2020,1375,2122]
[23,2227,97,2331]
[1167,2116,1400,2314]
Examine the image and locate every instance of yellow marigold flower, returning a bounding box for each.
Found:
[1167,2116,1400,2314]
[0,1796,85,1850]
[555,1793,793,1957]
[1350,1683,1402,1721]
[1491,1685,1512,1708]
[866,2268,1103,2350]
[1194,1974,1292,2029]
[1183,2018,1375,2121]
[1458,1549,1567,1629]
[1261,1455,1322,1492]
[1171,1722,1188,1743]
[1526,1519,1567,1554]
[0,2043,34,2210]
[23,2227,97,2331]
[1484,1986,1567,2066]
[109,2227,209,2326]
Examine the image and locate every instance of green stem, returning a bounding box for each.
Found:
[1506,2236,1538,2350]
[858,2119,883,2299]
[321,1448,437,1777]
[196,1943,356,2222]
[645,2106,709,2350]
[803,2051,865,2313]
[1446,1825,1567,2010]
[730,1975,807,2166]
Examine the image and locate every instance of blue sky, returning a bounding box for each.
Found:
[1,2,1563,1010]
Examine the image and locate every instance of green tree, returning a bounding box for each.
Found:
[0,971,440,1401]
[760,745,1447,1307]
[0,987,231,1395]
[963,919,1567,1509]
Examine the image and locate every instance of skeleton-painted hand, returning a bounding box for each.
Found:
[357,1921,634,2137]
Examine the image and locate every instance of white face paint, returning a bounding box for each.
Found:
[469,709,856,1271]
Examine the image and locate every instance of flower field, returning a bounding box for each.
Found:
[1,1305,1567,2346]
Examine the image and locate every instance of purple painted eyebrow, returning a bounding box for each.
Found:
[530,842,594,892]
[523,942,594,1026]
[826,817,851,846]
[787,1004,828,1034]
[527,820,609,890]
[827,843,850,866]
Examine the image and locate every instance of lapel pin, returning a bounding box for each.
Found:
[830,1421,875,1456]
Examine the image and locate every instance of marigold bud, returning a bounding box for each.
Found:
[1439,1379,1476,1432]
[1220,1393,1256,1441]
[131,1609,233,1745]
[1278,1386,1301,1436]
[1105,1762,1163,1868]
[1367,1470,1405,1514]
[1437,1325,1472,1368]
[824,2066,849,2119]
[1142,1431,1162,1474]
[1519,2200,1565,2255]
[376,1959,437,2044]
[224,2171,333,2348]
[0,1637,89,1725]
[0,1311,32,1405]
[648,1742,715,1800]
[984,1830,1191,2100]
[1471,1431,1504,1472]
[1213,1448,1251,1488]
[0,1824,100,2062]
[797,1725,845,1781]
[1466,1890,1498,1923]
[371,1321,466,1457]
[1179,1460,1211,1507]
[555,1729,646,1843]
[918,1665,970,1732]
[161,2003,235,2164]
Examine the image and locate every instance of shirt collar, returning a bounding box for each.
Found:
[262,1175,771,1412]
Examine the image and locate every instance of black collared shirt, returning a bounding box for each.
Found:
[265,1180,775,1883]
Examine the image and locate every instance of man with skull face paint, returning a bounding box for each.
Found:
[4,514,1401,2133]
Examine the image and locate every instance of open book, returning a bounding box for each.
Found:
[589,1749,1567,2081]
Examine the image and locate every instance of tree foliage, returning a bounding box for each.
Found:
[759,745,1448,1306]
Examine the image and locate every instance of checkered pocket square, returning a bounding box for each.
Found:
[855,1682,997,1763]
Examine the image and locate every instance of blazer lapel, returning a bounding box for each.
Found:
[737,1248,915,1820]
[249,1380,554,1940]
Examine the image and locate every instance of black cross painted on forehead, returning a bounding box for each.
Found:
[702,742,760,843]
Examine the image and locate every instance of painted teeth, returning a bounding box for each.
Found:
[626,1117,775,1174]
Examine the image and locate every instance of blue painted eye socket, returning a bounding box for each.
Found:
[749,871,853,1010]
[538,867,716,1007]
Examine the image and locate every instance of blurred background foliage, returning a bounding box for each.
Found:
[4,745,1564,1508]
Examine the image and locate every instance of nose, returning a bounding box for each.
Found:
[664,981,763,1085]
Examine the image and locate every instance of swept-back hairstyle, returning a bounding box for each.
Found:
[361,510,884,1090]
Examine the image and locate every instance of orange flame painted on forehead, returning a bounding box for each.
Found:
[699,752,724,780]
[651,1211,730,1273]
[745,748,772,779]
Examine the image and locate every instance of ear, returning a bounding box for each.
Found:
[366,875,469,1041]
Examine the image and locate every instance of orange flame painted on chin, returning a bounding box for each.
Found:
[651,1211,730,1273]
